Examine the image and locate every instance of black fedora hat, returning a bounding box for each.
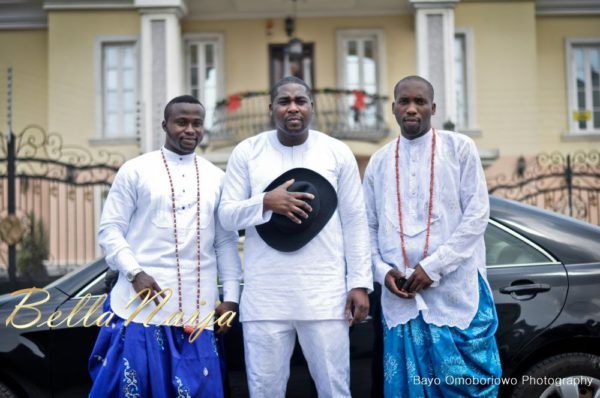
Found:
[256,168,338,252]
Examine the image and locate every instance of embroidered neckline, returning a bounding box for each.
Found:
[394,128,436,273]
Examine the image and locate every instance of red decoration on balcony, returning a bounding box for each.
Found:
[227,94,241,112]
[352,90,366,110]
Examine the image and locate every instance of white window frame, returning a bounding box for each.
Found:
[454,27,479,135]
[565,37,600,137]
[336,29,386,95]
[183,32,225,130]
[93,36,139,145]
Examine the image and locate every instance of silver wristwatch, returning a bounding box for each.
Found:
[126,268,143,283]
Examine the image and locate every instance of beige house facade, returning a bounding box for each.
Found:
[1,0,599,162]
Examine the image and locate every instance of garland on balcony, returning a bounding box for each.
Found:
[216,88,389,113]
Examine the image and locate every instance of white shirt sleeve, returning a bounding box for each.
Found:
[213,203,242,303]
[419,139,490,281]
[97,162,141,275]
[337,146,373,292]
[363,154,393,286]
[218,143,273,232]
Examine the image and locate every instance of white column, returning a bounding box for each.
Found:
[410,0,458,130]
[136,0,187,153]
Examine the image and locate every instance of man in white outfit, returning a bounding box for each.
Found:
[363,76,501,397]
[90,95,241,397]
[218,76,373,397]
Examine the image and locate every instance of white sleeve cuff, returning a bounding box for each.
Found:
[114,249,141,275]
[221,280,241,303]
[374,259,392,286]
[419,251,442,282]
[257,192,273,224]
[347,277,374,294]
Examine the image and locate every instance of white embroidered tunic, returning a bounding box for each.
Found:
[363,129,490,329]
[98,148,242,327]
[218,130,373,322]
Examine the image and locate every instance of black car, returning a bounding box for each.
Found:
[1,196,600,398]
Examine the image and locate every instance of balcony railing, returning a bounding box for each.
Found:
[207,89,390,148]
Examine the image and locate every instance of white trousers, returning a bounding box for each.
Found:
[243,320,350,398]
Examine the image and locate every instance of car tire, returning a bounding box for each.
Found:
[510,352,600,398]
[0,382,17,398]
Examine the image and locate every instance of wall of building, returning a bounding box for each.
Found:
[47,10,141,159]
[0,30,48,135]
[455,1,539,157]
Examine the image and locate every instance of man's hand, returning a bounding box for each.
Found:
[384,269,416,299]
[403,264,433,294]
[263,179,314,224]
[214,301,238,335]
[131,271,167,306]
[344,288,369,326]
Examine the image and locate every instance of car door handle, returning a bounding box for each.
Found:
[500,283,551,295]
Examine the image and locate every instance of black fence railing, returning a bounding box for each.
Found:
[0,125,124,286]
[488,151,600,225]
[207,89,390,147]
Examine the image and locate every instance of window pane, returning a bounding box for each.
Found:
[345,40,361,89]
[190,45,198,65]
[363,60,376,88]
[122,91,135,112]
[575,48,586,110]
[577,90,586,109]
[102,42,137,138]
[104,113,118,137]
[191,66,198,87]
[105,69,118,90]
[105,91,118,112]
[204,87,216,107]
[345,60,360,88]
[347,40,357,56]
[205,43,214,66]
[123,112,136,136]
[364,40,374,60]
[204,86,216,127]
[205,65,215,84]
[591,48,599,88]
[574,48,587,130]
[484,224,550,266]
[591,48,599,129]
[122,46,135,68]
[103,46,118,67]
[122,69,135,90]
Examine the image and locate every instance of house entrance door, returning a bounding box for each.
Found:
[269,43,314,88]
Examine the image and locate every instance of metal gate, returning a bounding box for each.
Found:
[488,151,600,225]
[0,125,124,284]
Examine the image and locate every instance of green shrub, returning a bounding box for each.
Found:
[17,212,49,280]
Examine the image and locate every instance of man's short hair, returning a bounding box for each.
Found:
[164,95,204,121]
[393,76,435,102]
[270,76,313,103]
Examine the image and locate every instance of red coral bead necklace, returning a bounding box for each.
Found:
[394,128,436,273]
